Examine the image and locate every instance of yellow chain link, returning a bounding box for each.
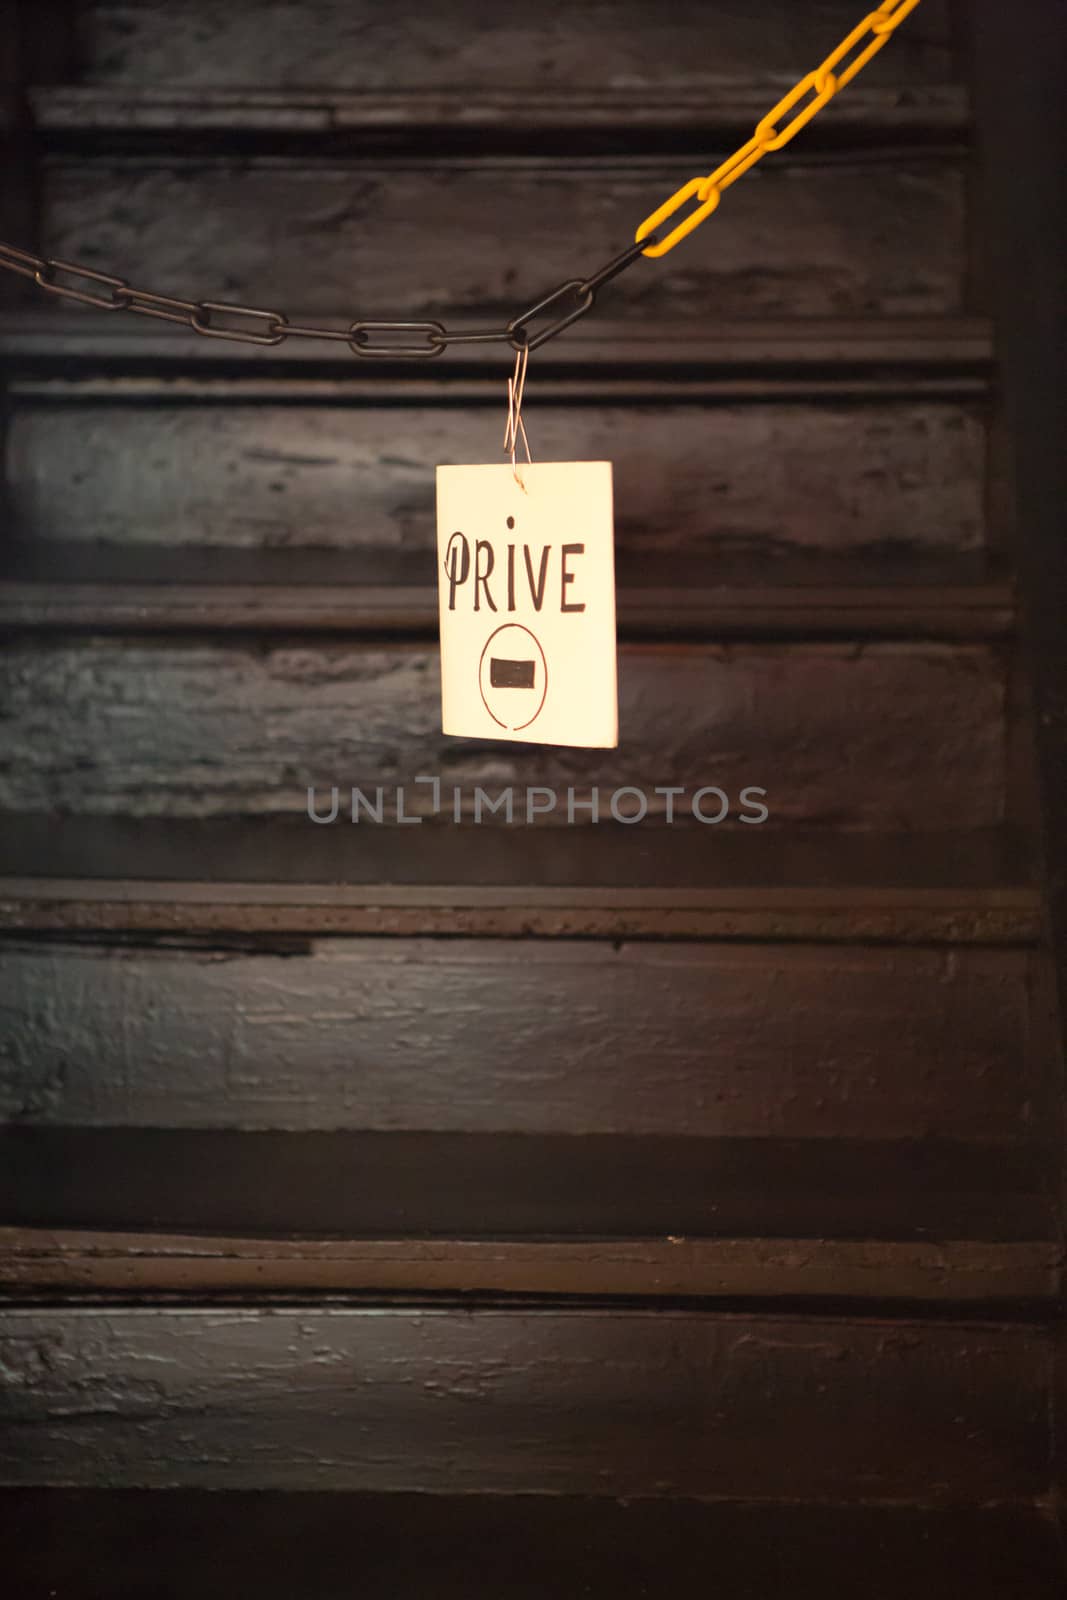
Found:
[636,0,923,258]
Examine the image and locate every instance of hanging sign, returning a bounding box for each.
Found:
[436,461,617,748]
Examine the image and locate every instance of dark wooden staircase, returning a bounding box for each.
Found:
[1,1,1065,1592]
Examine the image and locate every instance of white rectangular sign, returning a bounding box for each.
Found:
[436,461,617,747]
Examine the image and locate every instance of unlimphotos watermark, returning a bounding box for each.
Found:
[307,780,768,825]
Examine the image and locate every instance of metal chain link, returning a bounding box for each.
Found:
[0,0,921,358]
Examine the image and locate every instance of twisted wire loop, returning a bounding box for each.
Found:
[504,342,532,489]
[0,1,922,353]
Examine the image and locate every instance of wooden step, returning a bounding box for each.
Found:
[61,0,959,98]
[0,1304,1050,1499]
[0,547,1014,637]
[32,152,968,324]
[0,816,1052,1303]
[0,818,1048,1301]
[3,1492,1062,1599]
[1,1221,1058,1304]
[0,931,1042,1136]
[0,312,994,379]
[0,638,1009,825]
[0,842,1041,1129]
[0,820,1039,939]
[0,1133,1054,1264]
[2,350,991,565]
[29,82,970,144]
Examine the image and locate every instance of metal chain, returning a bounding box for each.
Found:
[0,235,651,358]
[0,0,921,359]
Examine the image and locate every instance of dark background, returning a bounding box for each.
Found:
[0,1,1064,1592]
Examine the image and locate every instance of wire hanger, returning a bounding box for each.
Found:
[503,341,531,491]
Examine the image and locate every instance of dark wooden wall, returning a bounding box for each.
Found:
[0,0,1064,1590]
[969,0,1067,1526]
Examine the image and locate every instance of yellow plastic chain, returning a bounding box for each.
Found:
[636,0,923,257]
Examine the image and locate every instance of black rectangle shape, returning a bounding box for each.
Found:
[490,656,536,689]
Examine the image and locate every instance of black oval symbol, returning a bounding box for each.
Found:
[478,623,548,731]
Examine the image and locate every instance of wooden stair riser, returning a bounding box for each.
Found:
[0,1306,1048,1499]
[4,396,988,558]
[39,153,967,322]
[0,939,1037,1141]
[0,638,1008,823]
[64,0,957,92]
